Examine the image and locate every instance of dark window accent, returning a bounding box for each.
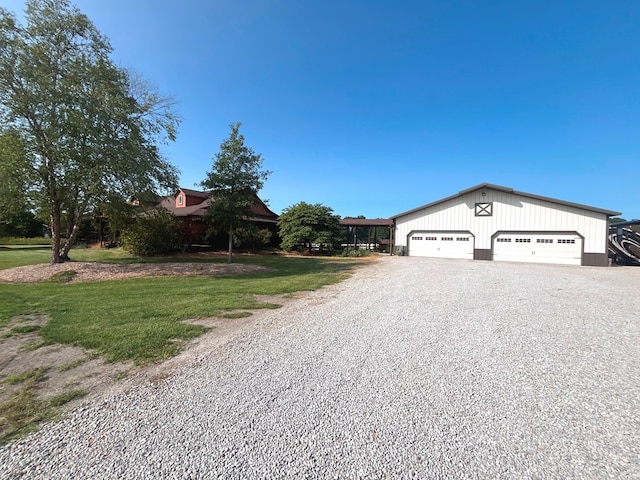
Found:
[442,237,454,241]
[515,238,531,243]
[536,239,553,244]
[475,202,493,216]
[456,237,469,241]
[411,236,423,241]
[496,238,511,243]
[558,239,576,244]
[425,236,437,241]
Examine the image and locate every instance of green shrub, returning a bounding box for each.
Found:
[233,227,272,252]
[340,248,372,258]
[120,209,182,256]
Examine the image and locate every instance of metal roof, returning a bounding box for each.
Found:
[340,218,393,227]
[392,183,621,219]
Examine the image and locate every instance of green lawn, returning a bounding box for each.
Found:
[0,247,362,364]
[0,245,137,270]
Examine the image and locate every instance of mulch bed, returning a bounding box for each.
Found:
[0,262,267,284]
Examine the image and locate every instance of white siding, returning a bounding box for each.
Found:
[395,190,609,255]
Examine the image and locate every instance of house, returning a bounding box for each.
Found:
[392,183,620,266]
[156,188,279,246]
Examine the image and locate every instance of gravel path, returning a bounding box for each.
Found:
[2,257,639,479]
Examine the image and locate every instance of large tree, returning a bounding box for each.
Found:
[278,202,342,254]
[0,0,179,263]
[201,122,271,263]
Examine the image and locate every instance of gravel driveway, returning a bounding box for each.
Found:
[2,257,639,479]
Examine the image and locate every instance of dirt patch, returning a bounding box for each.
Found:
[0,261,267,284]
[0,315,135,410]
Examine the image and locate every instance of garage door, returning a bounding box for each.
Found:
[408,233,474,259]
[493,233,582,265]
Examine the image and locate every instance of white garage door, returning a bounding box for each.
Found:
[493,233,582,265]
[408,233,474,259]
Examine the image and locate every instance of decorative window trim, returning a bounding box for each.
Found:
[475,202,493,217]
[177,194,184,206]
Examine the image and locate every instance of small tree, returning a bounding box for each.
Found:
[200,122,271,263]
[278,202,342,254]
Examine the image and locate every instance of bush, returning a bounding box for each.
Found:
[233,227,272,252]
[340,248,372,258]
[120,209,182,256]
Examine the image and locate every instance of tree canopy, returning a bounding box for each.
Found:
[0,130,32,221]
[200,122,271,263]
[278,202,342,253]
[0,0,179,262]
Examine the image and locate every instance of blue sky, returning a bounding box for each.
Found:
[5,0,639,218]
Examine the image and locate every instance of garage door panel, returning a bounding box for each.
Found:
[493,233,582,265]
[409,233,474,259]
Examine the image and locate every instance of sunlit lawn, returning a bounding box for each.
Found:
[0,246,363,363]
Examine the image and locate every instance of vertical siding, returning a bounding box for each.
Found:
[395,190,608,254]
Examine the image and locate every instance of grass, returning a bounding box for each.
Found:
[0,245,136,270]
[0,247,363,364]
[0,367,86,445]
[58,355,93,372]
[0,237,52,246]
[3,367,47,386]
[0,384,86,445]
[1,324,41,338]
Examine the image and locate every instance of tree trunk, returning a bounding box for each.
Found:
[50,207,63,264]
[60,211,84,261]
[227,222,233,264]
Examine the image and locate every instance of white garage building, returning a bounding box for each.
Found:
[392,183,620,267]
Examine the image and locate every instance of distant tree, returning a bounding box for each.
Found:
[0,210,44,238]
[0,0,179,263]
[278,202,342,254]
[200,122,271,263]
[610,217,627,224]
